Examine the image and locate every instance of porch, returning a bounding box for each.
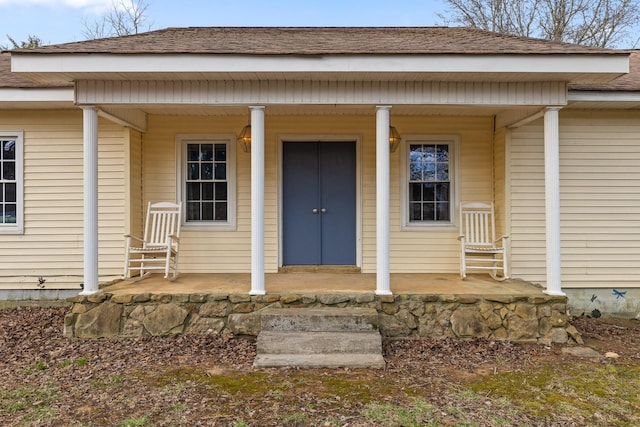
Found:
[64,273,572,345]
[102,271,541,295]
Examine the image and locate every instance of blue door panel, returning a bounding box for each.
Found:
[283,142,320,265]
[283,141,356,266]
[320,143,356,265]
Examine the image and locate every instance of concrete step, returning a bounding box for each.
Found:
[260,307,379,332]
[257,331,382,355]
[254,307,384,368]
[254,353,385,369]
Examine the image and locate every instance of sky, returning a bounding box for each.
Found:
[0,0,447,46]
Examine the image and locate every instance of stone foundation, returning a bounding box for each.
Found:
[64,291,572,344]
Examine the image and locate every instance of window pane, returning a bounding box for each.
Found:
[188,163,199,180]
[187,144,200,161]
[4,204,16,223]
[5,183,16,203]
[436,163,448,181]
[187,202,200,221]
[201,144,213,161]
[2,140,15,160]
[201,163,213,180]
[202,183,214,200]
[214,144,226,161]
[214,163,226,180]
[422,162,436,181]
[202,202,214,221]
[215,202,228,221]
[422,203,435,221]
[436,182,450,203]
[0,184,3,202]
[436,145,449,162]
[186,182,200,201]
[410,203,422,221]
[422,145,435,162]
[422,183,435,202]
[409,183,421,202]
[436,202,450,221]
[214,182,227,201]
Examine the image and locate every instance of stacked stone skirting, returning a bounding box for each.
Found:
[64,292,574,344]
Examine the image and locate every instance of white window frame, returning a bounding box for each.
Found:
[0,131,24,235]
[175,133,236,231]
[400,134,460,231]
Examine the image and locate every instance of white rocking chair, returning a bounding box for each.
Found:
[123,202,182,281]
[458,202,509,281]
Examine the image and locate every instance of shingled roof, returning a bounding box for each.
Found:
[14,26,618,55]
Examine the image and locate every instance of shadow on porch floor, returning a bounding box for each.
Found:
[102,273,545,296]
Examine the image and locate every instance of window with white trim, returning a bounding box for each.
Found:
[401,136,458,229]
[0,132,23,234]
[177,135,236,229]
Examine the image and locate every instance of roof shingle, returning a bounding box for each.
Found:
[14,26,618,55]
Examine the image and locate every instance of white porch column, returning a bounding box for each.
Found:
[250,106,266,295]
[80,106,99,295]
[375,106,392,295]
[543,107,565,296]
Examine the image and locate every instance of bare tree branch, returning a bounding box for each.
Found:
[83,0,153,40]
[442,0,640,47]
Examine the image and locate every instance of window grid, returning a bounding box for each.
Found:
[1,139,17,225]
[408,143,451,222]
[185,143,228,222]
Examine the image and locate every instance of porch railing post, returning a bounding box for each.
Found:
[375,106,392,295]
[250,106,266,295]
[543,107,565,296]
[80,106,99,295]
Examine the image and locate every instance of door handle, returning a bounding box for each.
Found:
[321,208,327,213]
[312,208,319,214]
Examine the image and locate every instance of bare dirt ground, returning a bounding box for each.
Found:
[0,306,639,426]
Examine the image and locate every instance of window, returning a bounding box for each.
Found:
[0,132,23,234]
[401,135,458,229]
[177,134,236,229]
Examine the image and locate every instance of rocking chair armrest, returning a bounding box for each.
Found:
[457,235,466,241]
[495,235,510,242]
[167,234,180,242]
[124,234,145,243]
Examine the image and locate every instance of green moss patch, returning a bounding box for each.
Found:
[468,363,640,425]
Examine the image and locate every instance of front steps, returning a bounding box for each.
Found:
[253,307,385,368]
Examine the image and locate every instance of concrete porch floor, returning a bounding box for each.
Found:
[101,272,545,296]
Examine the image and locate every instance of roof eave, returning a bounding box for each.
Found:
[11,52,629,86]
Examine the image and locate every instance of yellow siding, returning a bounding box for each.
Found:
[509,110,640,288]
[144,114,494,274]
[0,110,127,289]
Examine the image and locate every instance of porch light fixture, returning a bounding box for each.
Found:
[389,126,401,152]
[237,124,251,152]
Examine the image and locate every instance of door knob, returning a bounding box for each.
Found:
[312,208,319,214]
[321,208,327,213]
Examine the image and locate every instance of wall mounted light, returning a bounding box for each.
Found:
[237,124,251,152]
[389,125,401,152]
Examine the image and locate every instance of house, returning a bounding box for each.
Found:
[1,27,638,317]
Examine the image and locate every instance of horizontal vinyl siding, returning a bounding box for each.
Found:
[0,110,127,289]
[509,110,640,288]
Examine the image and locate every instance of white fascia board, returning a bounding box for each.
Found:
[0,87,74,102]
[568,90,640,102]
[12,53,628,76]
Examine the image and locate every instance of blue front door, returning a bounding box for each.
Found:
[283,142,356,265]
